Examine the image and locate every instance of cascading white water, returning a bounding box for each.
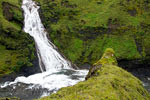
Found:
[22,0,71,71]
[0,0,88,98]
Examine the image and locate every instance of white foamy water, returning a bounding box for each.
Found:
[1,69,88,91]
[0,0,88,98]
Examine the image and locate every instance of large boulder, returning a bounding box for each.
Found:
[38,48,150,100]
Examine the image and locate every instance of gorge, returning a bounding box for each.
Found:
[0,0,150,100]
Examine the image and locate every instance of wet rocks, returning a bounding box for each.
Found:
[0,83,50,100]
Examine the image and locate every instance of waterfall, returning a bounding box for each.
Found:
[22,0,71,72]
[0,0,88,99]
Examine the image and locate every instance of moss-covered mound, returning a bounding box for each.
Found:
[38,48,150,100]
[0,0,37,77]
[35,0,150,66]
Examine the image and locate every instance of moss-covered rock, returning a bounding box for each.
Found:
[86,48,117,80]
[94,48,117,66]
[38,48,150,100]
[35,0,150,67]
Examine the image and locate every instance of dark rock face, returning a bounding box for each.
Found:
[17,53,41,77]
[0,73,17,83]
[118,59,150,79]
[118,59,150,92]
[85,65,101,80]
[0,54,41,83]
[0,83,50,100]
[2,2,23,25]
[0,47,41,83]
[2,2,14,21]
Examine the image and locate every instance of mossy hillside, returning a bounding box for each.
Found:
[38,48,150,100]
[0,0,36,76]
[35,0,150,66]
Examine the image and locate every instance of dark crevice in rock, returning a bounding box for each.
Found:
[2,2,16,21]
[134,36,143,55]
[118,59,150,83]
[2,2,23,26]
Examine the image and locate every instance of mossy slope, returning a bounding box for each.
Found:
[38,48,150,100]
[35,0,150,66]
[0,0,36,76]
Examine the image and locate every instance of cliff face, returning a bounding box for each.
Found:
[0,0,40,80]
[35,0,150,68]
[38,48,150,100]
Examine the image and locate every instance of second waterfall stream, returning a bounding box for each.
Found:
[0,0,88,99]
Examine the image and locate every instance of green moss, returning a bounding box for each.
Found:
[38,48,150,100]
[35,0,150,66]
[82,34,141,65]
[94,48,117,66]
[64,38,83,63]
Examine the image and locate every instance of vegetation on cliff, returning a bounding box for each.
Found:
[35,0,150,66]
[38,48,150,100]
[0,0,36,76]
